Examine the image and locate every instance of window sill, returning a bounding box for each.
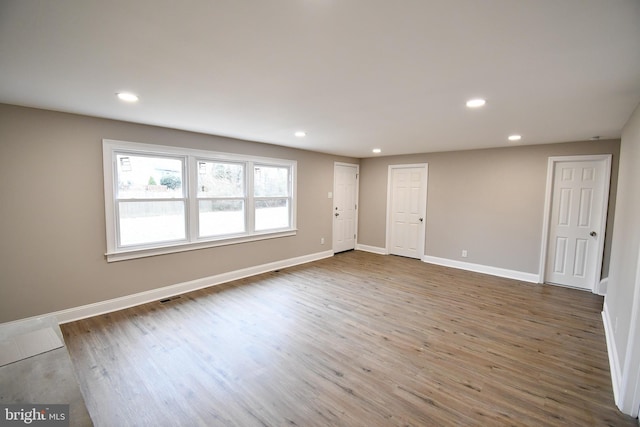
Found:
[105,229,297,262]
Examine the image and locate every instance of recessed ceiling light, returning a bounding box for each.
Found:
[508,134,522,142]
[466,98,486,108]
[117,92,139,102]
[372,148,382,154]
[294,131,306,137]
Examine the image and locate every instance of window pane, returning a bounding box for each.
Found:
[199,200,245,237]
[254,166,289,197]
[197,161,244,197]
[118,201,185,246]
[255,199,289,231]
[117,154,183,199]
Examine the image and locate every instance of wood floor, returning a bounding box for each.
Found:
[62,251,636,426]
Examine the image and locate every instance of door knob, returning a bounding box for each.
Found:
[590,231,597,237]
[335,213,339,217]
[419,217,424,222]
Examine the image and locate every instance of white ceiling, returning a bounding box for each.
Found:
[1,1,639,158]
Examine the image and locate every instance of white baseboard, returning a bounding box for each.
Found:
[596,277,609,296]
[602,302,622,407]
[355,244,387,255]
[422,255,539,283]
[2,250,334,327]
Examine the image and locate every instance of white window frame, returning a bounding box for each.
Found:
[115,152,189,248]
[252,163,294,232]
[195,159,247,239]
[103,139,297,262]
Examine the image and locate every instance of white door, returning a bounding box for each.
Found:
[387,165,427,259]
[545,159,609,290]
[333,163,358,253]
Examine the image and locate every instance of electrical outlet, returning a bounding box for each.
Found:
[321,237,325,245]
[462,250,468,258]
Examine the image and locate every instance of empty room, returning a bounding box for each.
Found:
[1,1,640,426]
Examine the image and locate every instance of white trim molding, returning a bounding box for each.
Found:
[596,277,609,296]
[602,302,623,407]
[106,230,297,262]
[356,244,388,255]
[1,250,333,327]
[422,255,539,283]
[615,249,640,418]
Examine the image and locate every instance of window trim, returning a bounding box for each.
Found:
[103,139,297,262]
[114,152,188,248]
[195,159,247,239]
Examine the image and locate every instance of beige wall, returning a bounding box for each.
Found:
[0,104,356,323]
[0,102,625,324]
[358,139,620,275]
[605,102,640,371]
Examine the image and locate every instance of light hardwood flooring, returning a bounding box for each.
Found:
[62,251,636,426]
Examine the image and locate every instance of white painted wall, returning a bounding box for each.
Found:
[603,101,640,417]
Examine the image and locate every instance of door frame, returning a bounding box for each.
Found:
[385,163,428,258]
[538,154,612,290]
[332,162,360,253]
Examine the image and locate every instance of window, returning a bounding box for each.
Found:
[116,154,186,247]
[103,140,296,261]
[254,165,292,231]
[197,161,245,237]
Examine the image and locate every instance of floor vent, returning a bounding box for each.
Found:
[159,296,182,304]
